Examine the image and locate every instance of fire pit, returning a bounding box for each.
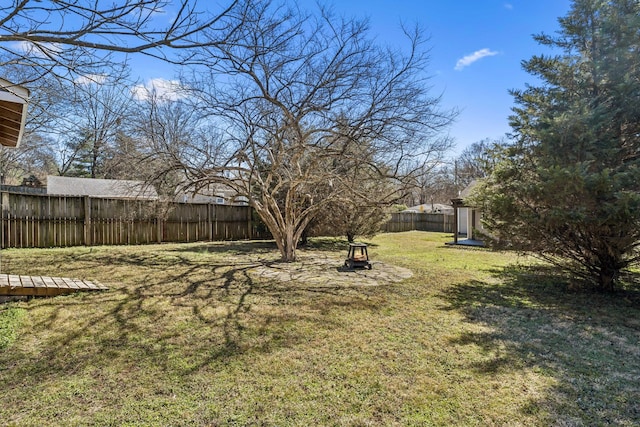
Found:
[344,243,372,270]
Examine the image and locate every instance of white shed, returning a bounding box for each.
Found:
[450,180,485,246]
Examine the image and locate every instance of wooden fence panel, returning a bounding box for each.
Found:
[211,204,252,240]
[1,191,454,248]
[164,202,210,243]
[382,212,454,234]
[0,191,266,248]
[1,194,85,248]
[90,198,159,245]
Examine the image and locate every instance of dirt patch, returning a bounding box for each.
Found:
[250,252,413,287]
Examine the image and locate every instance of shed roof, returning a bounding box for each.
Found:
[459,180,480,199]
[47,176,158,199]
[0,78,29,148]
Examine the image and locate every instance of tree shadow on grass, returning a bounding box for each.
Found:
[439,264,640,425]
[165,237,378,258]
[300,237,379,252]
[0,246,385,400]
[169,239,279,256]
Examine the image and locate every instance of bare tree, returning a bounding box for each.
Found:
[58,68,134,178]
[401,136,508,207]
[455,137,505,188]
[0,0,240,85]
[129,90,216,198]
[0,62,68,181]
[0,133,57,184]
[1,61,135,178]
[0,0,242,184]
[294,130,400,243]
[310,178,395,243]
[148,1,455,261]
[403,152,454,206]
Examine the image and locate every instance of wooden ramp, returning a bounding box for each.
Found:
[0,274,108,297]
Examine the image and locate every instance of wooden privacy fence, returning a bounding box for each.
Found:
[382,212,454,233]
[0,191,268,249]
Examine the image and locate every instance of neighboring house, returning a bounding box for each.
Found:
[175,183,249,206]
[449,180,485,246]
[0,78,29,148]
[0,174,47,195]
[176,192,227,204]
[47,176,158,200]
[403,203,454,215]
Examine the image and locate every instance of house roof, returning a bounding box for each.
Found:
[403,203,454,214]
[47,176,158,199]
[452,180,482,208]
[0,78,29,148]
[175,182,249,205]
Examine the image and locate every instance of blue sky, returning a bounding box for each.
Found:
[136,0,573,155]
[311,0,573,154]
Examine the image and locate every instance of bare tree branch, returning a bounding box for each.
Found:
[0,0,240,84]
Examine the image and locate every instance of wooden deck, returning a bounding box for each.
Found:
[0,274,108,297]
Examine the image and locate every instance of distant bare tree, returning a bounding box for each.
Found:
[455,137,505,188]
[147,1,455,261]
[0,133,57,184]
[404,154,454,206]
[58,68,134,178]
[1,62,135,178]
[129,91,216,198]
[0,63,66,181]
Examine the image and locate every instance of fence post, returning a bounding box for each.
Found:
[157,209,163,244]
[83,196,92,246]
[1,192,8,249]
[208,203,213,241]
[453,206,458,243]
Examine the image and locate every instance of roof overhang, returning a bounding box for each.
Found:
[451,197,466,208]
[0,78,30,148]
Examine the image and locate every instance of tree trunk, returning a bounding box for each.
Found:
[300,228,309,247]
[346,231,355,243]
[598,265,616,293]
[271,223,299,262]
[283,227,297,262]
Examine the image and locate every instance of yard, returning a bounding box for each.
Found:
[1,231,638,426]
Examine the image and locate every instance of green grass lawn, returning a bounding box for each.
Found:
[1,231,638,426]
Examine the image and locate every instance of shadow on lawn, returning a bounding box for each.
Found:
[440,264,640,424]
[168,237,379,257]
[300,237,379,252]
[1,246,382,389]
[169,239,279,256]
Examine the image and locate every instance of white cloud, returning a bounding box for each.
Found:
[504,3,514,10]
[74,74,108,85]
[454,48,499,71]
[131,78,187,102]
[12,41,63,58]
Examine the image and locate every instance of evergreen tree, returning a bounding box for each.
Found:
[476,0,640,291]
